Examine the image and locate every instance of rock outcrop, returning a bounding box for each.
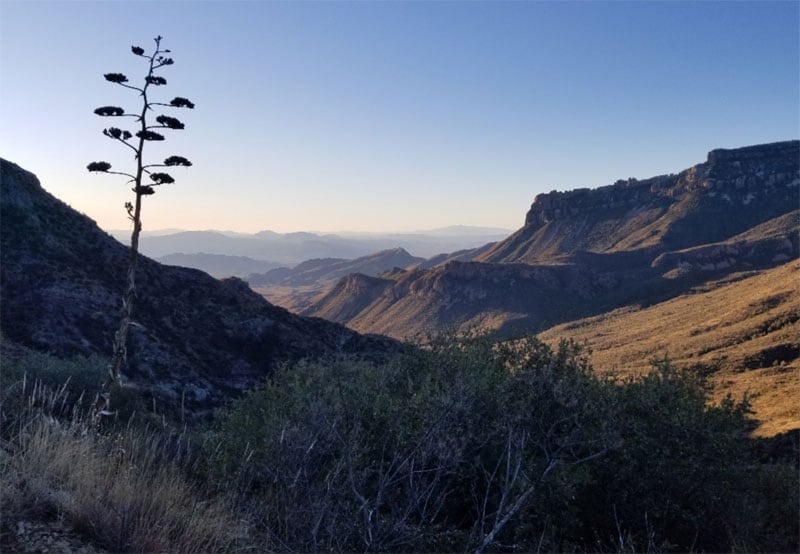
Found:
[481,140,799,264]
[525,140,798,228]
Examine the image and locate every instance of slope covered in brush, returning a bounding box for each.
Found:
[539,259,800,436]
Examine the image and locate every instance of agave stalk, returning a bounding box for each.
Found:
[88,36,193,416]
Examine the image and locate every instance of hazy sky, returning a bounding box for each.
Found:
[1,1,797,233]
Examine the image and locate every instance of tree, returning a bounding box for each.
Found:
[87,36,194,415]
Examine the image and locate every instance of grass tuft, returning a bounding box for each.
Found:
[1,370,241,553]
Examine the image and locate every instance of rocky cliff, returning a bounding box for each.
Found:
[0,159,399,416]
[480,140,799,264]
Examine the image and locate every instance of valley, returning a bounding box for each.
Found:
[301,141,798,341]
[255,141,800,434]
[2,6,797,551]
[1,142,797,554]
[1,140,797,433]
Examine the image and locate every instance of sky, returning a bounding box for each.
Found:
[1,1,798,234]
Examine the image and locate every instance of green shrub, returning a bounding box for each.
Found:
[572,359,798,553]
[5,336,793,553]
[208,337,799,553]
[208,335,615,552]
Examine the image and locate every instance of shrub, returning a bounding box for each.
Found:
[208,335,615,552]
[208,337,799,553]
[573,359,799,552]
[3,334,795,553]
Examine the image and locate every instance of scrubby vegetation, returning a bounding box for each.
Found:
[2,335,798,552]
[0,347,240,553]
[538,260,800,437]
[207,335,798,552]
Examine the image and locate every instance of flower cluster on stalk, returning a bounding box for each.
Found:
[87,36,195,195]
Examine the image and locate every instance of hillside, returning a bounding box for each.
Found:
[248,248,424,313]
[304,141,799,339]
[0,159,398,417]
[539,260,800,437]
[246,248,425,312]
[307,260,651,338]
[249,247,423,287]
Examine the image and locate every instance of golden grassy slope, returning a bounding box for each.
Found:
[539,260,799,436]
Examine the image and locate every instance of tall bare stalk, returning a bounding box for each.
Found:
[87,36,194,416]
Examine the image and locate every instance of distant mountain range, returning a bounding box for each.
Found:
[156,252,282,278]
[0,159,399,417]
[302,141,799,340]
[108,226,511,270]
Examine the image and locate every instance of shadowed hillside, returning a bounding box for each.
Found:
[0,159,399,417]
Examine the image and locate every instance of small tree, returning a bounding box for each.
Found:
[87,36,194,415]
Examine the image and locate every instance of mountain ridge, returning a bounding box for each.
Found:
[479,140,799,264]
[246,247,425,313]
[157,252,281,277]
[304,141,799,339]
[247,247,424,287]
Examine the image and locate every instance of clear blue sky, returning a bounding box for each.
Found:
[1,1,798,233]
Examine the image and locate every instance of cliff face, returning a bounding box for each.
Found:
[523,177,671,228]
[526,141,798,227]
[482,140,799,264]
[0,159,398,416]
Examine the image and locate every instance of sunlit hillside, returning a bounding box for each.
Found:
[540,261,799,436]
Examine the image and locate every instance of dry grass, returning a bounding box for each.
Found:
[1,381,242,553]
[539,260,800,436]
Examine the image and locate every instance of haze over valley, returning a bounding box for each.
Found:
[109,226,511,273]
